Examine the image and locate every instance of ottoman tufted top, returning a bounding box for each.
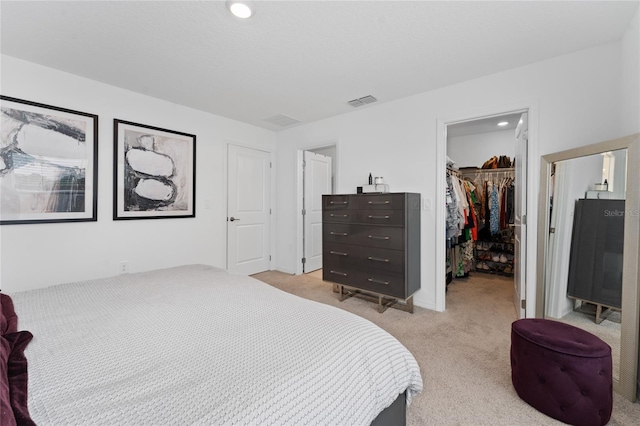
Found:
[512,318,611,358]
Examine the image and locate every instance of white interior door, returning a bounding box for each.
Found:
[227,145,271,275]
[303,151,332,272]
[514,112,528,318]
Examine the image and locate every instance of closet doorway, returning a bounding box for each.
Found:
[444,111,528,318]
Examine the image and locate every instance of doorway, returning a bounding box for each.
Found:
[446,112,525,318]
[296,145,336,275]
[436,102,538,315]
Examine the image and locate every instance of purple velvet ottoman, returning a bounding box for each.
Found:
[510,319,612,426]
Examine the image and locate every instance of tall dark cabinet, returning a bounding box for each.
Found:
[567,198,625,317]
[322,193,420,313]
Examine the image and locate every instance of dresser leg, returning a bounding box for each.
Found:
[378,296,398,313]
[338,285,356,302]
[336,284,415,314]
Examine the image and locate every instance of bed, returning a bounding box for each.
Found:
[1,264,422,425]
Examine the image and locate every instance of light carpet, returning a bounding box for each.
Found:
[252,270,640,425]
[559,309,621,381]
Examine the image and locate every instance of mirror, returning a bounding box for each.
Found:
[544,149,626,382]
[536,134,640,402]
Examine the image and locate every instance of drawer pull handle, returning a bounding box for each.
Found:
[368,278,390,285]
[329,201,348,205]
[368,215,390,219]
[330,214,349,218]
[330,232,348,236]
[368,201,390,205]
[367,256,389,263]
[330,251,348,256]
[368,235,390,240]
[330,270,348,276]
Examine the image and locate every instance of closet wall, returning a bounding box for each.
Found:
[448,129,515,168]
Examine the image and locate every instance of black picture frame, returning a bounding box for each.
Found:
[0,95,98,225]
[113,119,196,220]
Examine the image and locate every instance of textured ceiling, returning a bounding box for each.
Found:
[1,1,638,131]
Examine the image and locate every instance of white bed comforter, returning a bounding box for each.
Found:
[11,265,422,425]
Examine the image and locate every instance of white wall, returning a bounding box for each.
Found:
[0,55,276,293]
[275,41,628,310]
[447,129,516,169]
[621,8,640,136]
[610,149,628,200]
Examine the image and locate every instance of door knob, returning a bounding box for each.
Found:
[229,217,240,221]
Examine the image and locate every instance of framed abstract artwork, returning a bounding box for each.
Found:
[113,119,196,220]
[0,96,98,225]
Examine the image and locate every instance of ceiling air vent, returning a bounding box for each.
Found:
[347,95,378,108]
[263,113,301,127]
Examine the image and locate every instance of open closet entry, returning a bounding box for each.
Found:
[445,112,527,318]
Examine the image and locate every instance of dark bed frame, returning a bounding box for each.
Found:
[370,391,406,426]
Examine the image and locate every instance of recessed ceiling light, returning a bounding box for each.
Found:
[497,121,509,126]
[227,1,253,19]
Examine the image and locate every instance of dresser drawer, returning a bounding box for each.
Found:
[323,242,404,274]
[323,210,356,223]
[355,194,406,210]
[323,223,404,250]
[323,265,405,299]
[356,209,404,226]
[323,195,354,211]
[323,193,408,211]
[323,209,403,226]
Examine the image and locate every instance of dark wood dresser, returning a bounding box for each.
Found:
[322,193,421,313]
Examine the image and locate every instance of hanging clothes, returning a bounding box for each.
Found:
[446,169,483,278]
[489,181,500,235]
[448,159,516,279]
[446,170,480,242]
[446,173,462,239]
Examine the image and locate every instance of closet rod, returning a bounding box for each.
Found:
[459,167,515,175]
[461,168,515,180]
[446,167,462,177]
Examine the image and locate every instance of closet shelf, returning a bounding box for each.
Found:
[475,267,514,277]
[475,229,515,275]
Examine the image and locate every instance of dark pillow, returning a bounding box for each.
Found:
[2,331,35,426]
[1,293,18,335]
[1,335,16,426]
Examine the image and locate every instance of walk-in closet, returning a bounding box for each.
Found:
[445,113,522,313]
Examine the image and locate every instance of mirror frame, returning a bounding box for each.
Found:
[536,133,640,402]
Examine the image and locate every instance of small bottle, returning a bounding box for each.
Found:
[368,173,372,185]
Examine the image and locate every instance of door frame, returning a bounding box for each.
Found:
[225,142,276,273]
[295,142,338,275]
[435,100,539,314]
